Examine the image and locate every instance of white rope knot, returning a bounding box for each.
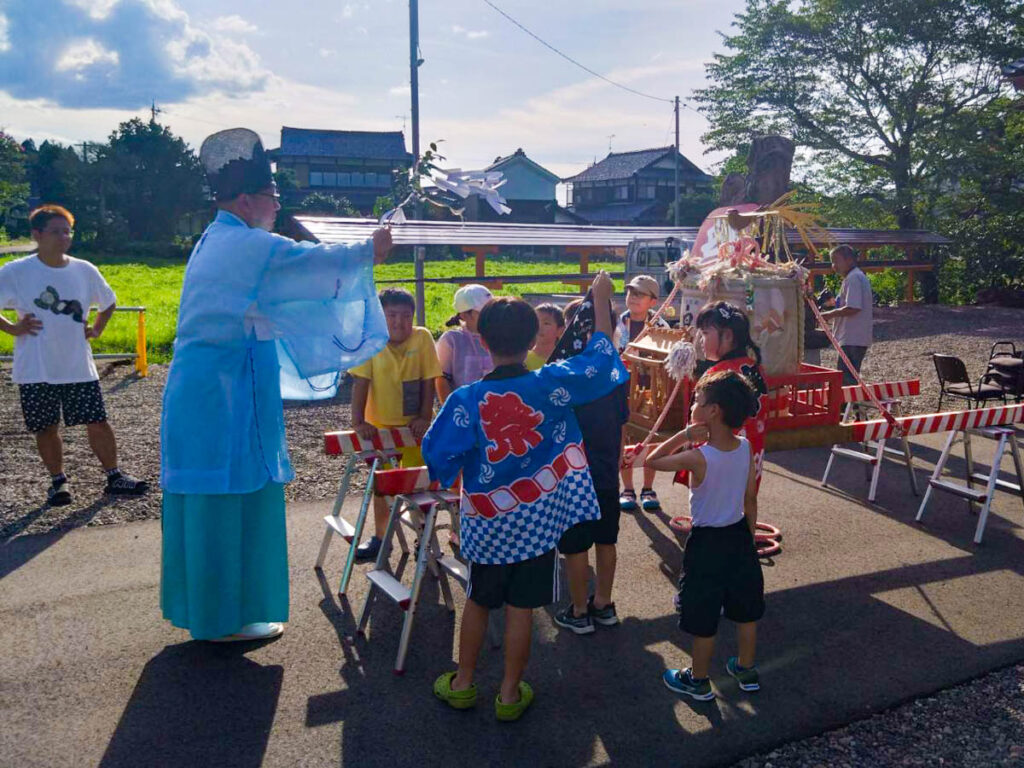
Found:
[665,340,697,382]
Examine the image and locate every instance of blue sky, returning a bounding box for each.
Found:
[0,0,747,182]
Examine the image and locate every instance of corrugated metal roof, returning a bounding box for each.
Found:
[272,128,411,161]
[294,217,952,248]
[563,146,709,183]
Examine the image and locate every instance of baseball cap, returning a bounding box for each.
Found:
[446,284,494,326]
[626,275,660,299]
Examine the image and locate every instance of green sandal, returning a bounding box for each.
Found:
[495,681,534,722]
[433,671,477,710]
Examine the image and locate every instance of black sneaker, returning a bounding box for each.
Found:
[587,596,619,626]
[105,472,149,496]
[47,479,72,507]
[553,605,595,635]
[355,536,382,561]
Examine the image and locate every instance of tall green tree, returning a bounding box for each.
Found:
[97,118,205,241]
[0,132,29,234]
[695,0,1021,228]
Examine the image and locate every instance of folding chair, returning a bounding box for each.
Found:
[933,354,1006,412]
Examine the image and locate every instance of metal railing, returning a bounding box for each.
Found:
[1,305,148,377]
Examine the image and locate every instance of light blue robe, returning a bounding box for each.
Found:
[160,210,387,495]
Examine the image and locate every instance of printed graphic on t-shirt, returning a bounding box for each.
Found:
[34,285,85,323]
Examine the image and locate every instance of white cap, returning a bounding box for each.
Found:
[453,284,493,313]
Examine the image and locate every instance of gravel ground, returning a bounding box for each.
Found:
[732,663,1024,768]
[0,363,364,540]
[2,303,1021,540]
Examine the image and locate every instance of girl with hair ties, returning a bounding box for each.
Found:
[679,301,771,490]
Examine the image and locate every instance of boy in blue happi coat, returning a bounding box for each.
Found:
[423,272,626,721]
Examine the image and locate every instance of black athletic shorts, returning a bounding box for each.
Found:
[558,488,622,555]
[19,380,107,433]
[466,549,559,610]
[677,519,765,638]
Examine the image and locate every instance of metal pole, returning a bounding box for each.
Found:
[674,96,680,227]
[410,0,426,326]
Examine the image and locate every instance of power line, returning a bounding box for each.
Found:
[481,0,673,104]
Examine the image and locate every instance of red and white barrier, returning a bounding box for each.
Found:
[851,404,1024,443]
[372,467,440,497]
[324,427,419,455]
[842,379,920,404]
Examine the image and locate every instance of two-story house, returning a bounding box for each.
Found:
[461,148,580,224]
[269,127,413,213]
[564,146,713,225]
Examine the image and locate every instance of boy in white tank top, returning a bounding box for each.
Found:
[646,370,765,700]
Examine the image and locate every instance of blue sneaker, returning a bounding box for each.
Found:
[662,668,714,701]
[726,657,760,691]
[640,488,661,512]
[619,489,638,511]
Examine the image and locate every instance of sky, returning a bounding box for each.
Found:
[0,0,748,187]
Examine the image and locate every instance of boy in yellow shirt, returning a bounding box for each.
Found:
[350,288,442,560]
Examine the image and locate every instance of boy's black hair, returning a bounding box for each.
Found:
[695,301,763,365]
[535,302,565,328]
[695,369,759,429]
[378,287,416,311]
[478,297,539,357]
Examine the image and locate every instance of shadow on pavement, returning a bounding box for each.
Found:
[0,497,115,578]
[99,642,283,768]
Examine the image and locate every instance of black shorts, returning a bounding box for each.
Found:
[466,549,559,610]
[558,488,621,554]
[677,519,765,637]
[19,381,107,433]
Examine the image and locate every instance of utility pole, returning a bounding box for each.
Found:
[674,95,680,227]
[409,0,426,325]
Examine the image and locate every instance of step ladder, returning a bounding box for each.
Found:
[314,447,405,596]
[356,488,463,674]
[916,426,1024,544]
[822,400,919,502]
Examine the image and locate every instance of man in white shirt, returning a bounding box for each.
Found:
[819,244,873,385]
[0,205,147,507]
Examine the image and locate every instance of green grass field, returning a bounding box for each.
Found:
[1,253,620,363]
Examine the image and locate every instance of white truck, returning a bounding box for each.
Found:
[623,236,692,305]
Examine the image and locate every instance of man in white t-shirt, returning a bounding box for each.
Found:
[0,205,147,506]
[819,244,873,385]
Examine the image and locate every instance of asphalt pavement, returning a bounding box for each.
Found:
[3,431,1024,768]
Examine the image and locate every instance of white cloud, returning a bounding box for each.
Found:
[210,15,259,35]
[63,0,122,21]
[1,0,269,108]
[319,48,335,58]
[55,39,120,72]
[389,84,410,96]
[0,14,9,53]
[452,25,489,40]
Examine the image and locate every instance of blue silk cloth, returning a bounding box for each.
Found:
[160,210,387,495]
